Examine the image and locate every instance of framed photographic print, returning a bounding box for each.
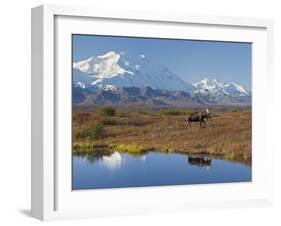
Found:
[31,4,274,221]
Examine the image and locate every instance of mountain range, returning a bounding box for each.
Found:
[73,51,251,106]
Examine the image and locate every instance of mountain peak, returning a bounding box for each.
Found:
[225,82,249,96]
[97,51,120,59]
[200,77,208,84]
[213,78,223,84]
[193,77,250,97]
[73,51,194,92]
[194,77,211,86]
[196,78,224,86]
[73,51,133,78]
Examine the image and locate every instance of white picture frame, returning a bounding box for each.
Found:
[31,4,274,221]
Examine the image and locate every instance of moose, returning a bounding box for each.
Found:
[186,108,211,128]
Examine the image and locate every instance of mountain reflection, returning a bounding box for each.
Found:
[102,152,122,170]
[137,155,146,161]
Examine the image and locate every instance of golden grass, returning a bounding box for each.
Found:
[72,111,251,164]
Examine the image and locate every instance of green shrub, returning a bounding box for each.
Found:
[75,122,105,140]
[91,123,105,140]
[100,117,117,126]
[113,144,153,155]
[225,152,236,161]
[97,106,116,116]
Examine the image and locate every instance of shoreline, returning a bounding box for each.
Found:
[72,143,251,166]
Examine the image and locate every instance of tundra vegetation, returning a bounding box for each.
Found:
[72,105,251,165]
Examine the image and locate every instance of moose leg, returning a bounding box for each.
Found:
[200,120,205,128]
[186,121,192,128]
[186,120,189,128]
[202,121,206,128]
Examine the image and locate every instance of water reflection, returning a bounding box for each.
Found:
[187,156,212,169]
[136,155,146,161]
[78,148,113,163]
[73,150,251,190]
[77,150,214,168]
[102,152,122,170]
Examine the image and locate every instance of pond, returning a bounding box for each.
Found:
[72,151,251,190]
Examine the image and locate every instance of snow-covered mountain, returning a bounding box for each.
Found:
[193,78,250,97]
[73,51,194,92]
[191,78,251,104]
[73,51,251,105]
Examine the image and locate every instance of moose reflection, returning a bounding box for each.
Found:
[188,155,212,168]
[186,108,211,128]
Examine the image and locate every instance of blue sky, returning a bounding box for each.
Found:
[72,34,252,91]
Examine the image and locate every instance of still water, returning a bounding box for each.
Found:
[72,151,251,190]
